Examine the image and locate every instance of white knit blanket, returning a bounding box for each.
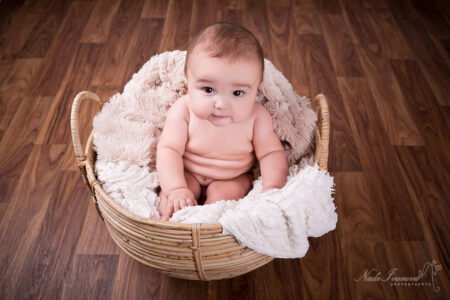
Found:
[93,51,337,258]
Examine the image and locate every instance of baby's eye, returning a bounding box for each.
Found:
[233,90,245,97]
[202,87,214,94]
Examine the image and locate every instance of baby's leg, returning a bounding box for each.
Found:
[205,173,253,205]
[158,171,201,220]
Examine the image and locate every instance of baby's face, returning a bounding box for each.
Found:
[186,48,262,126]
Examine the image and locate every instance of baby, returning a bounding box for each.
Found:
[157,22,288,220]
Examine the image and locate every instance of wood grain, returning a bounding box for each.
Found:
[0,95,53,208]
[29,1,94,96]
[112,253,163,299]
[141,0,169,19]
[18,0,72,58]
[0,0,449,298]
[299,33,362,171]
[122,18,165,84]
[337,77,424,240]
[90,0,145,86]
[189,0,218,40]
[13,172,89,299]
[366,8,413,59]
[0,145,64,299]
[62,254,119,300]
[80,0,121,44]
[319,13,363,76]
[158,0,192,52]
[1,58,42,96]
[75,202,121,255]
[394,11,450,107]
[339,0,378,44]
[391,59,450,166]
[333,172,396,299]
[355,42,424,145]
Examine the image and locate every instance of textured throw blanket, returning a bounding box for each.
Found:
[93,50,337,258]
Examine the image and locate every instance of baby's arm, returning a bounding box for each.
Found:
[156,98,196,216]
[252,104,288,192]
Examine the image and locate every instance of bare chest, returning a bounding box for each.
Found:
[185,115,254,158]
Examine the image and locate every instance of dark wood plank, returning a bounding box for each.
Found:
[29,1,94,96]
[122,18,165,85]
[141,0,169,19]
[319,13,364,76]
[206,277,235,299]
[62,254,119,300]
[395,17,450,106]
[112,253,163,299]
[339,0,378,44]
[189,0,217,40]
[238,0,273,61]
[0,2,43,83]
[13,171,89,299]
[430,0,450,25]
[391,59,450,167]
[409,0,450,40]
[384,241,445,298]
[1,58,42,96]
[75,202,121,255]
[299,33,362,171]
[158,0,192,52]
[365,8,413,59]
[333,172,396,299]
[300,232,342,299]
[80,0,121,44]
[266,5,309,93]
[90,0,145,86]
[293,2,322,36]
[319,0,342,13]
[255,259,303,299]
[355,43,424,145]
[216,6,241,25]
[440,106,450,133]
[394,146,450,281]
[0,95,53,207]
[159,273,209,300]
[18,0,73,58]
[0,0,27,36]
[0,93,24,142]
[430,35,450,67]
[36,43,103,145]
[337,77,424,241]
[0,145,64,299]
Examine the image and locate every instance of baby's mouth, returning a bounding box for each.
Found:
[212,114,228,119]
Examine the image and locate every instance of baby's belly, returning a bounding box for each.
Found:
[183,151,255,183]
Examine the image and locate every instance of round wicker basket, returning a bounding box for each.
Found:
[70,91,330,281]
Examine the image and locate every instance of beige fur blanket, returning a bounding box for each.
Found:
[92,51,337,258]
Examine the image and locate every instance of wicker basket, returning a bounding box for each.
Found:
[70,91,330,281]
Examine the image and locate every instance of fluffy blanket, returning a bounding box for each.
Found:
[93,50,337,258]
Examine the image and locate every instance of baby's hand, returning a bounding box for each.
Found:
[167,188,197,214]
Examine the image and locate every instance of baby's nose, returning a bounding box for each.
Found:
[214,97,227,109]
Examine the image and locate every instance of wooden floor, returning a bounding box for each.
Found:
[0,0,449,299]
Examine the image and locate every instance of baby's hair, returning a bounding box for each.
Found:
[184,22,264,82]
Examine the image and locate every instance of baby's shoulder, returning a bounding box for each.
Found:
[167,95,190,123]
[252,102,272,123]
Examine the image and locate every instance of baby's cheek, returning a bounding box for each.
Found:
[191,100,211,119]
[233,103,254,121]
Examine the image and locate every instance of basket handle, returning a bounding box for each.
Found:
[313,94,330,170]
[70,91,102,163]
